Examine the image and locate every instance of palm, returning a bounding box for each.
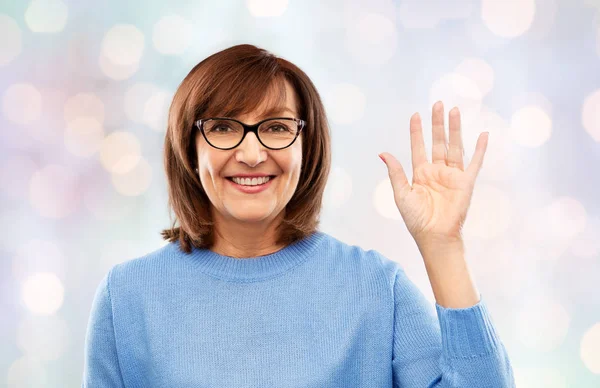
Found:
[380,102,489,245]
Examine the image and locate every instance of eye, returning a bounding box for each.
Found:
[213,125,232,132]
[266,124,290,132]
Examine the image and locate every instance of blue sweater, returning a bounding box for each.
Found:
[82,231,515,387]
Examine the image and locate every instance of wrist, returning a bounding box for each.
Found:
[416,236,465,259]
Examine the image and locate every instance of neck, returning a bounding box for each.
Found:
[210,209,286,258]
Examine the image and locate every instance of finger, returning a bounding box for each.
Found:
[447,107,465,170]
[466,132,489,181]
[410,112,428,169]
[380,152,412,202]
[431,101,448,165]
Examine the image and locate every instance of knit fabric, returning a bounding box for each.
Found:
[82,230,515,387]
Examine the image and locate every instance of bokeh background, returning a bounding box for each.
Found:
[1,0,600,386]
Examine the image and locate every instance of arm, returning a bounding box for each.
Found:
[392,267,515,388]
[82,269,126,388]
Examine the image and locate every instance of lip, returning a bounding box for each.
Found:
[227,173,273,178]
[226,176,275,194]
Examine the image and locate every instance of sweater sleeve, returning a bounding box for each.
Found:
[392,268,515,388]
[82,268,126,388]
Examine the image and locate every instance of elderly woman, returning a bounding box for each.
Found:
[83,44,515,387]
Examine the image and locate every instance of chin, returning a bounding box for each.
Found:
[227,206,276,222]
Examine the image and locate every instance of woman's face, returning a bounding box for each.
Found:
[195,80,303,227]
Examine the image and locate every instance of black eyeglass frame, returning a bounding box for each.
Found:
[194,117,306,150]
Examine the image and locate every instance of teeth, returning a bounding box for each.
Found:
[231,176,271,186]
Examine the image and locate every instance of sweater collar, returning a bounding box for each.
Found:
[180,231,327,282]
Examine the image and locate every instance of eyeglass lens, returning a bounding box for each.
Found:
[203,119,299,149]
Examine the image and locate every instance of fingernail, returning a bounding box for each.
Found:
[378,154,385,163]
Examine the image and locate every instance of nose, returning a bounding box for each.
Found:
[234,131,267,167]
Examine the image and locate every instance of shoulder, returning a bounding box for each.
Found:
[318,231,402,286]
[106,241,182,290]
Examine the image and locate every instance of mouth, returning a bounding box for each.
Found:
[225,175,277,181]
[225,175,277,193]
[225,175,277,185]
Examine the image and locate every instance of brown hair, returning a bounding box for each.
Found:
[160,44,331,253]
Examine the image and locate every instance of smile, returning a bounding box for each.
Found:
[226,176,276,194]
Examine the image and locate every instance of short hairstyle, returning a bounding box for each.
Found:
[161,44,331,253]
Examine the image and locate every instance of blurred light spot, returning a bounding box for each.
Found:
[143,89,172,131]
[510,91,553,116]
[481,0,535,38]
[17,315,68,361]
[430,74,482,129]
[25,0,68,33]
[101,24,144,66]
[398,0,473,29]
[12,239,67,283]
[99,24,143,80]
[153,14,193,55]
[344,12,397,66]
[83,176,136,221]
[513,367,567,388]
[29,164,79,218]
[111,157,153,196]
[570,216,600,258]
[2,83,42,125]
[0,14,22,66]
[0,153,37,200]
[454,58,495,97]
[246,0,288,17]
[520,196,587,261]
[64,92,105,126]
[325,83,366,124]
[100,131,142,174]
[510,105,552,147]
[515,297,570,352]
[546,197,588,241]
[64,117,105,157]
[462,184,512,240]
[124,82,161,123]
[581,322,600,374]
[21,272,64,315]
[582,89,600,142]
[99,53,140,80]
[324,167,352,210]
[373,178,402,220]
[6,356,47,387]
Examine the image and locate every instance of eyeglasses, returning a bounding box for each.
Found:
[195,117,306,150]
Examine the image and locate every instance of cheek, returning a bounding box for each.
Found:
[292,147,303,177]
[278,150,302,179]
[287,140,302,167]
[198,150,227,188]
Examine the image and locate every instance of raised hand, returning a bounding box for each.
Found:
[379,101,489,249]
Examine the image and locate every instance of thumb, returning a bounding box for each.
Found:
[379,152,411,200]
